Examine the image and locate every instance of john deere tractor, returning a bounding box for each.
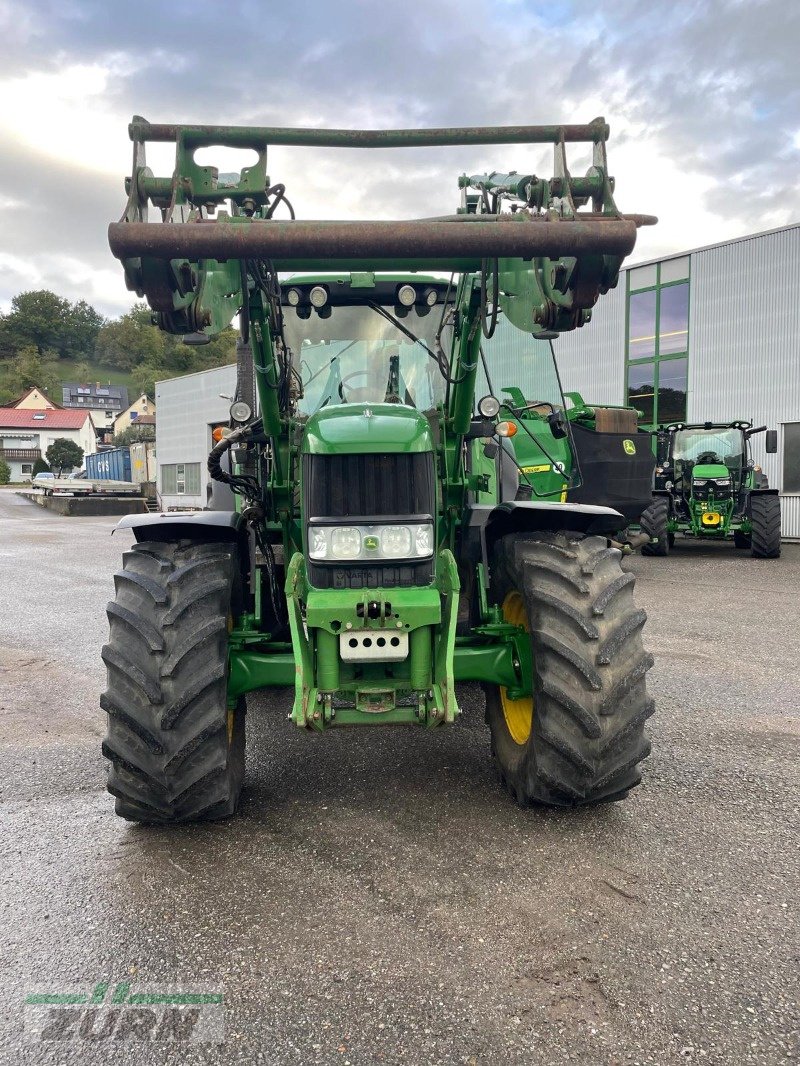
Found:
[639,421,780,557]
[102,116,657,823]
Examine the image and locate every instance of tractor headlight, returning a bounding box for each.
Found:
[714,478,731,486]
[694,479,708,487]
[308,522,434,561]
[330,526,362,559]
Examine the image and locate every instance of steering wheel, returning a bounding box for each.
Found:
[338,370,373,402]
[696,451,720,464]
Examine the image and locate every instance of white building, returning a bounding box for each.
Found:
[155,365,236,509]
[500,223,800,540]
[0,409,97,480]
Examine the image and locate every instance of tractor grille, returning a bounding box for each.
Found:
[304,452,435,589]
[304,452,434,519]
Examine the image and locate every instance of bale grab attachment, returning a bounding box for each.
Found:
[109,116,654,336]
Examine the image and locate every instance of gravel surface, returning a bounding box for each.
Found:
[0,489,797,1065]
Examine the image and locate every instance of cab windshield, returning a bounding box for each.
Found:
[673,428,744,466]
[283,303,449,416]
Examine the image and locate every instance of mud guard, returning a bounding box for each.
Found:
[114,510,245,542]
[463,500,626,566]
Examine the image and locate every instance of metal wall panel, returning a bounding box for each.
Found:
[155,365,237,509]
[689,225,800,536]
[780,495,800,541]
[551,282,626,407]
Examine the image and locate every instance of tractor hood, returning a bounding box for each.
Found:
[692,463,730,480]
[302,403,434,455]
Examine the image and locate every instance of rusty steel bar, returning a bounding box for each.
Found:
[108,218,638,262]
[128,118,610,149]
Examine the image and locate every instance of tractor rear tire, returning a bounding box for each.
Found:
[485,532,654,807]
[101,539,246,824]
[640,498,670,556]
[750,495,781,558]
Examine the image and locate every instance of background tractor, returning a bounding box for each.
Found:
[102,116,657,823]
[639,421,780,557]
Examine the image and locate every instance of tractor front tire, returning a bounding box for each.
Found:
[750,495,781,558]
[101,540,246,824]
[640,497,670,556]
[485,532,654,807]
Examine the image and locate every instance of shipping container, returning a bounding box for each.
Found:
[85,446,132,482]
[129,441,157,485]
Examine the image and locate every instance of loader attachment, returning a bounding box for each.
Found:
[110,116,654,337]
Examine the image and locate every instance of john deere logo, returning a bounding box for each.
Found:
[623,439,636,455]
[363,535,379,552]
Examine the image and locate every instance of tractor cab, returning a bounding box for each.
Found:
[282,275,452,415]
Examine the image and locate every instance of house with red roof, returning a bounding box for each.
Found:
[0,408,97,481]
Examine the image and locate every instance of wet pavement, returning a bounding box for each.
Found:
[0,489,798,1065]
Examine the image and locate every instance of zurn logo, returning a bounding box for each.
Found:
[23,981,224,1044]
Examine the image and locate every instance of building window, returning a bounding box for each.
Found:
[161,463,201,495]
[626,256,690,427]
[21,464,32,474]
[783,422,800,493]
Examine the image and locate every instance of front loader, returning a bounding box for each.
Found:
[102,116,657,823]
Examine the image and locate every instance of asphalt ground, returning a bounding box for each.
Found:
[0,488,797,1065]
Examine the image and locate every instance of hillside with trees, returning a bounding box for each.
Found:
[0,290,236,405]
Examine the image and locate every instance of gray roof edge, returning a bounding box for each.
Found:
[623,220,800,272]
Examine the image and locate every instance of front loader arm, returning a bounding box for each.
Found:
[109,116,654,347]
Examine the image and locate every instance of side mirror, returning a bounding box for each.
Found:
[547,409,569,439]
[765,429,778,454]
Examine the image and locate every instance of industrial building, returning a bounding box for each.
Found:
[155,364,236,509]
[504,223,799,540]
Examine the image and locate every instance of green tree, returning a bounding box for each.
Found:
[131,326,237,395]
[0,291,70,355]
[0,458,10,485]
[114,425,156,447]
[94,303,165,371]
[32,456,51,476]
[0,290,104,360]
[64,300,105,359]
[0,346,62,405]
[46,438,84,475]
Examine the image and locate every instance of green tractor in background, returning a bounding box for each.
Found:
[639,421,780,557]
[102,115,658,823]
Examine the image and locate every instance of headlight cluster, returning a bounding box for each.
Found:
[309,522,434,562]
[694,478,731,488]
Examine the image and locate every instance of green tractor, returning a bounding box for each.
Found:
[102,116,657,823]
[639,421,780,557]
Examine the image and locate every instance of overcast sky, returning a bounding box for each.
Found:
[1,0,798,318]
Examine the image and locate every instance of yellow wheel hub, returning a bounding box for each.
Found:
[499,591,533,745]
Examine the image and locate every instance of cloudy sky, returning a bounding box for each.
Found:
[1,0,798,318]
